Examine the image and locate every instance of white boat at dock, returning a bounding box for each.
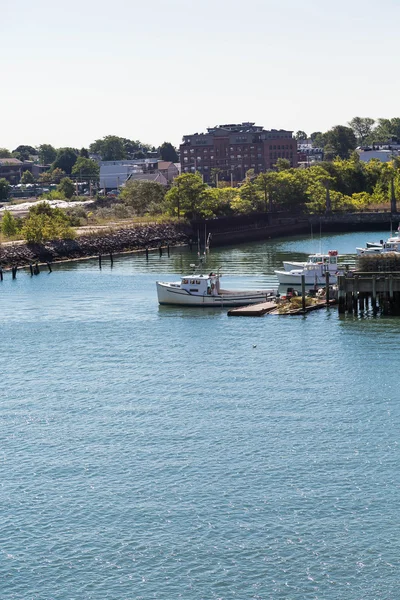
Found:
[356,236,400,255]
[156,270,277,307]
[275,250,340,285]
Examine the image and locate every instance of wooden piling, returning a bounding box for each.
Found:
[159,246,163,257]
[47,262,52,273]
[145,248,149,260]
[325,271,330,306]
[34,262,40,275]
[301,275,306,313]
[372,275,377,312]
[110,252,113,266]
[12,267,17,279]
[99,255,102,269]
[0,268,3,281]
[337,275,345,314]
[29,264,34,276]
[167,244,170,257]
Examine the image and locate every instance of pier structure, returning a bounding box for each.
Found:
[337,272,400,315]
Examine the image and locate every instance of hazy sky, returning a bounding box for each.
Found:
[1,0,399,151]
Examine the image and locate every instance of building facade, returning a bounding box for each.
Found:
[180,122,297,183]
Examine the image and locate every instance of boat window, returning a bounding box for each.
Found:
[182,279,188,284]
[190,279,196,284]
[329,257,336,264]
[195,279,201,284]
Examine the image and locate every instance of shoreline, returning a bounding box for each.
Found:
[0,222,190,271]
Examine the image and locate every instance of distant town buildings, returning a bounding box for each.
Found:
[99,159,179,190]
[180,122,298,183]
[356,144,400,163]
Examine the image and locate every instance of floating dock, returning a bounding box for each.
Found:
[228,298,337,317]
[227,301,277,317]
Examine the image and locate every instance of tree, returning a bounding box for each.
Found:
[0,178,10,200]
[38,171,53,184]
[120,180,165,215]
[348,117,375,146]
[13,145,36,161]
[0,148,12,158]
[274,158,291,171]
[323,126,357,159]
[310,132,325,148]
[295,131,308,141]
[58,177,75,199]
[165,173,208,219]
[38,144,57,165]
[52,148,78,174]
[71,157,100,181]
[134,151,146,159]
[89,135,126,161]
[21,170,35,184]
[22,202,76,242]
[159,142,179,163]
[1,210,18,237]
[79,147,89,158]
[51,168,67,183]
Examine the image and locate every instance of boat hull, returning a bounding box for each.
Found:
[275,270,338,285]
[156,282,276,307]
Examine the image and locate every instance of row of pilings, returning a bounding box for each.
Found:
[338,272,400,315]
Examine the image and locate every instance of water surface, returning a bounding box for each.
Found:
[1,230,399,599]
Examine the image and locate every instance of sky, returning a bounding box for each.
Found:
[1,0,400,151]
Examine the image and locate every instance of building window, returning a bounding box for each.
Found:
[184,149,188,154]
[210,155,214,159]
[190,149,194,153]
[184,157,188,162]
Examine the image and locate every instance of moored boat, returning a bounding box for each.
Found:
[156,272,277,306]
[275,250,340,285]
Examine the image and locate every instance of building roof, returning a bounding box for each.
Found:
[0,158,23,165]
[126,172,168,185]
[157,161,174,170]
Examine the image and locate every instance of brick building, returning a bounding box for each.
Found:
[180,122,297,183]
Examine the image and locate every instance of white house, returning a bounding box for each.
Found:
[99,159,159,190]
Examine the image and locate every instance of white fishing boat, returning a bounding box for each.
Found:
[356,236,400,255]
[156,270,276,306]
[282,252,337,271]
[275,250,340,285]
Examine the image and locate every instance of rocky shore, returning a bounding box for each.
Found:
[0,222,190,269]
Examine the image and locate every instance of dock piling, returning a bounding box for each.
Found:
[301,275,306,313]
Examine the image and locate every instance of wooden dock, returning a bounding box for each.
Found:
[227,301,277,317]
[228,298,337,317]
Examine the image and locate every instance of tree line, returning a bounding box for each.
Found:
[295,117,400,159]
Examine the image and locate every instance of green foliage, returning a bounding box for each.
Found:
[165,173,208,219]
[79,147,89,158]
[39,190,66,200]
[159,142,179,163]
[0,178,11,200]
[21,170,35,184]
[58,177,75,199]
[38,144,57,165]
[120,180,166,215]
[323,125,357,159]
[310,132,324,148]
[22,202,76,243]
[295,131,308,140]
[274,158,291,171]
[52,148,78,174]
[89,135,126,161]
[13,145,36,161]
[71,156,99,181]
[51,168,67,183]
[348,117,375,145]
[1,210,18,237]
[0,148,12,158]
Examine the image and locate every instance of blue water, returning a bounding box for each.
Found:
[1,230,400,599]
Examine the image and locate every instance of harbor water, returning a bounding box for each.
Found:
[1,230,400,599]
